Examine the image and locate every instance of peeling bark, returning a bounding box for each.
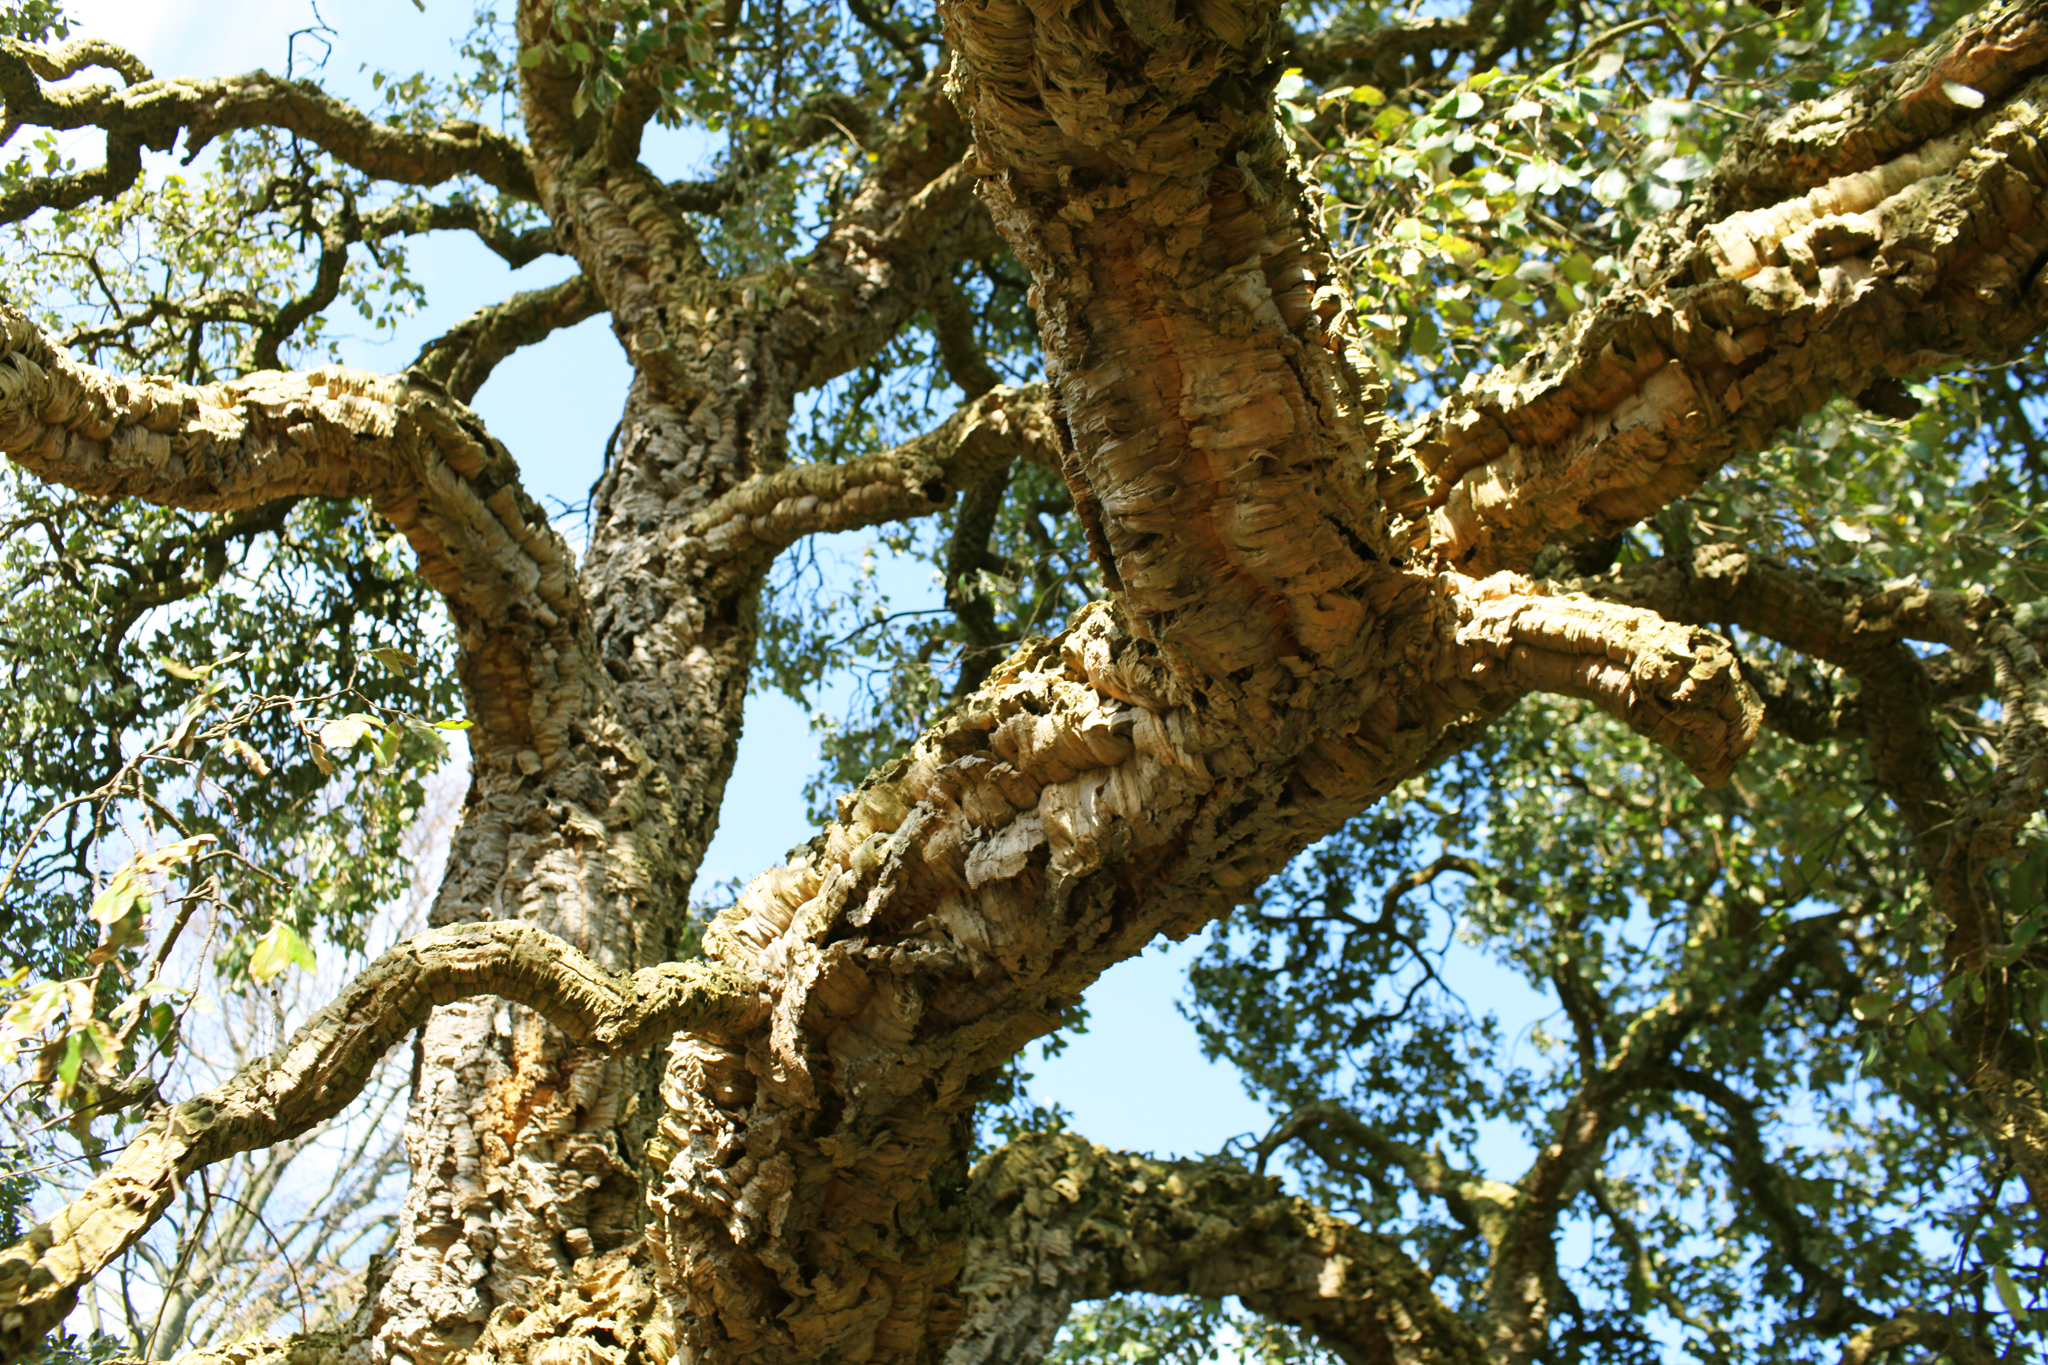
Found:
[370,31,1014,1358]
[8,0,2048,1358]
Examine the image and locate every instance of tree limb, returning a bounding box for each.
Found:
[0,303,583,761]
[947,1131,1485,1365]
[1399,0,2048,573]
[686,383,1058,579]
[0,36,539,226]
[360,198,561,269]
[1249,1100,1517,1247]
[409,273,603,405]
[0,921,760,1365]
[1451,574,1762,786]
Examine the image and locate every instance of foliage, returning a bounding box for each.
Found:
[2,0,2047,1358]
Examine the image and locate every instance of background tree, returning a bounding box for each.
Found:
[0,0,2046,1361]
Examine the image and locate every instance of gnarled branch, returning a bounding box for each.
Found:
[687,383,1058,579]
[0,304,581,761]
[1450,573,1762,786]
[409,273,603,405]
[0,922,761,1365]
[1399,0,2048,573]
[948,1131,1485,1365]
[0,36,538,226]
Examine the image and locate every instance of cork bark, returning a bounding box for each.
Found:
[6,0,2048,1360]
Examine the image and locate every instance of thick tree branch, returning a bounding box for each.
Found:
[1401,0,2048,573]
[947,1131,1485,1365]
[1706,0,2048,215]
[0,922,760,1365]
[1452,574,1762,786]
[0,304,583,762]
[0,36,539,226]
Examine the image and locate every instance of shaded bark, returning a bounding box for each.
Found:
[946,1132,1486,1365]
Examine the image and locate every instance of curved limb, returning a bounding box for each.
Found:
[0,37,538,227]
[0,922,760,1365]
[1398,0,2048,573]
[947,1131,1485,1365]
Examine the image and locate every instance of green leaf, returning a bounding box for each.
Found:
[1409,312,1440,357]
[319,714,382,750]
[55,1030,83,1093]
[1993,1265,2029,1320]
[89,867,149,928]
[0,982,66,1046]
[1348,84,1385,106]
[371,647,420,673]
[248,923,317,984]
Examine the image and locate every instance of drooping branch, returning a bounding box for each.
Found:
[1398,0,2048,573]
[686,383,1058,582]
[0,922,760,1365]
[946,1131,1485,1365]
[1584,542,2037,864]
[0,36,539,226]
[361,197,562,269]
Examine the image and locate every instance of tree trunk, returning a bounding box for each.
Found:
[7,0,2048,1361]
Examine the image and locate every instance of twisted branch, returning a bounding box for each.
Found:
[0,922,761,1364]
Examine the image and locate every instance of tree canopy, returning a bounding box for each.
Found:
[1,0,2047,1361]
